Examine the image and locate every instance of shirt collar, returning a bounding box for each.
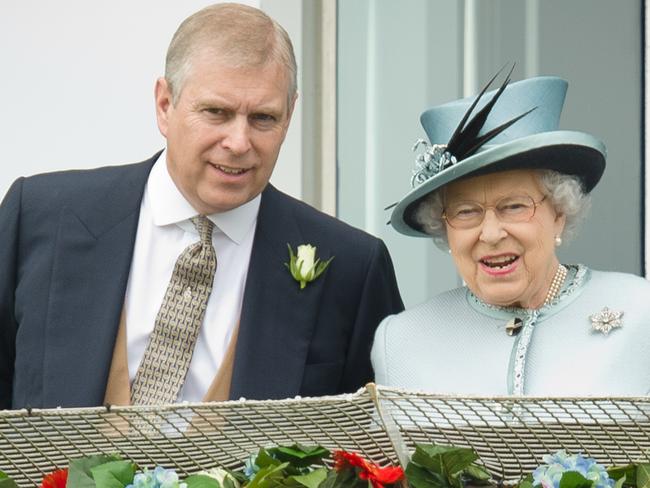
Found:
[147,150,261,244]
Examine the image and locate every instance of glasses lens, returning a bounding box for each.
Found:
[496,195,536,222]
[445,202,484,229]
[444,195,539,229]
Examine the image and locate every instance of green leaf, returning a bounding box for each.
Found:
[90,460,136,488]
[614,476,627,488]
[186,474,222,488]
[246,463,290,488]
[291,468,328,488]
[318,469,362,488]
[405,463,450,488]
[412,444,479,479]
[463,464,492,483]
[608,465,636,483]
[517,478,535,488]
[269,445,330,468]
[637,463,650,488]
[256,450,284,469]
[0,472,18,488]
[68,454,123,488]
[558,471,593,488]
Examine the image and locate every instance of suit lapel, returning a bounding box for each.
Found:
[230,186,331,400]
[44,157,156,407]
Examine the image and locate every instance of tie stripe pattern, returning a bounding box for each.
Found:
[131,216,216,405]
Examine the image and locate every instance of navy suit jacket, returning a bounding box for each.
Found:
[0,154,403,409]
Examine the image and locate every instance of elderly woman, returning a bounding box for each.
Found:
[371,73,650,396]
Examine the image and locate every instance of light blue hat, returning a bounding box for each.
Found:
[390,73,607,237]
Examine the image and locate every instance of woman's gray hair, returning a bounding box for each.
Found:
[413,169,591,250]
[165,3,297,105]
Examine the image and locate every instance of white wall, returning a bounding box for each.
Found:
[0,0,303,200]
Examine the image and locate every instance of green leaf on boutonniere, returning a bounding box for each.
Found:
[67,454,124,488]
[558,471,593,488]
[0,472,18,488]
[285,244,334,289]
[91,460,136,488]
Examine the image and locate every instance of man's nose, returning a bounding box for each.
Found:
[479,209,507,244]
[221,116,252,155]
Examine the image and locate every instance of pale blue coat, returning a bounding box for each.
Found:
[372,266,650,396]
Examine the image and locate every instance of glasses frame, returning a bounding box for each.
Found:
[442,194,548,230]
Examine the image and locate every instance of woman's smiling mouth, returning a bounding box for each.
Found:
[479,254,520,274]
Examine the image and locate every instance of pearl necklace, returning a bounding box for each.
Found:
[543,264,567,306]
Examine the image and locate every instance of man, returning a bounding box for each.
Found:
[0,3,403,409]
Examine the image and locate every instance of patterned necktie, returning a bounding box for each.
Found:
[131,215,217,405]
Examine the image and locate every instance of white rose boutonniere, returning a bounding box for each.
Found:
[286,244,334,289]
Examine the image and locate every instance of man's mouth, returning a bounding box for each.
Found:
[480,255,519,269]
[211,163,249,175]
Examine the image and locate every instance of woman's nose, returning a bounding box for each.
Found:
[479,209,507,244]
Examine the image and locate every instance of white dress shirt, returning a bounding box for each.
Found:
[124,152,260,402]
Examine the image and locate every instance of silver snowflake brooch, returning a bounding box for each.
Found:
[589,307,624,335]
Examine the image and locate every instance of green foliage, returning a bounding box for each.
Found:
[406,444,492,488]
[636,463,650,488]
[318,467,364,488]
[185,474,223,488]
[0,472,18,488]
[90,460,136,488]
[67,454,124,488]
[557,471,593,488]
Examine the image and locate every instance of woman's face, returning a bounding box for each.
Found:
[444,169,566,309]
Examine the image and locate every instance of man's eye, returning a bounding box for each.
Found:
[205,108,225,115]
[252,113,277,123]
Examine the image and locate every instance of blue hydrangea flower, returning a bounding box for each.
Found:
[243,454,260,481]
[532,450,614,488]
[126,467,187,488]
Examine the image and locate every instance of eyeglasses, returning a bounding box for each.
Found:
[443,194,547,229]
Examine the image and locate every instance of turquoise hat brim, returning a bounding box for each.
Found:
[390,130,606,237]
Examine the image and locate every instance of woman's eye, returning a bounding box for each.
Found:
[499,202,531,214]
[454,207,482,218]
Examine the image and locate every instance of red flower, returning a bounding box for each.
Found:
[333,450,404,488]
[41,468,68,488]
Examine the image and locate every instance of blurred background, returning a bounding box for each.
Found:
[1,0,644,307]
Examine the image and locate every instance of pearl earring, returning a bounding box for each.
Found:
[554,235,562,247]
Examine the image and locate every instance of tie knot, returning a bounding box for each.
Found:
[191,215,214,245]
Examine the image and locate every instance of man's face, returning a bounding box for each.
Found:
[155,52,296,214]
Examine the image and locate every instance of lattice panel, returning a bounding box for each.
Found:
[3,386,650,487]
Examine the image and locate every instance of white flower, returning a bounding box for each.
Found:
[286,243,334,289]
[296,245,317,282]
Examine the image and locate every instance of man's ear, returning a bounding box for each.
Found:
[154,77,173,138]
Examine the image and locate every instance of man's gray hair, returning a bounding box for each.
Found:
[165,2,297,104]
[414,169,591,250]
